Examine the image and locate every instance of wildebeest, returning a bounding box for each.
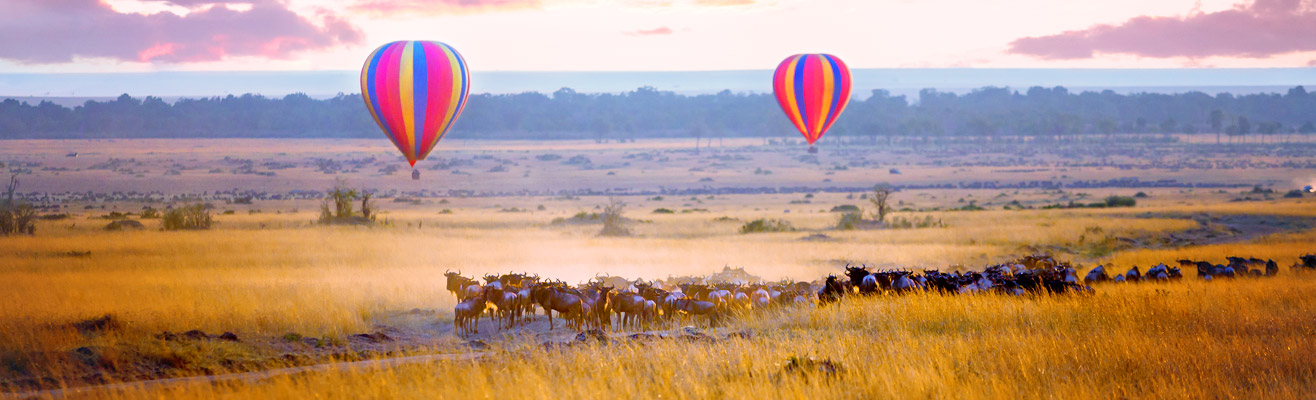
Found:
[1084,265,1111,284]
[454,292,488,336]
[1294,254,1316,271]
[1125,266,1142,282]
[532,283,584,331]
[672,298,719,327]
[1145,264,1170,281]
[845,265,879,295]
[817,275,846,304]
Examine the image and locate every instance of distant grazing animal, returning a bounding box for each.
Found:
[1125,266,1142,282]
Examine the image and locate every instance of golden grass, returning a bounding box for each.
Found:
[2,194,1314,396]
[101,275,1316,399]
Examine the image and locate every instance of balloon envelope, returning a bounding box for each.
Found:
[361,41,470,167]
[772,54,851,147]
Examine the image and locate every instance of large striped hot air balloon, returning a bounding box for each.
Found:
[361,41,470,177]
[772,54,852,153]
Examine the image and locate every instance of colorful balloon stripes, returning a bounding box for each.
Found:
[772,54,852,146]
[361,41,470,167]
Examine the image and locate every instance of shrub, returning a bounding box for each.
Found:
[599,197,630,237]
[140,208,161,218]
[830,204,860,213]
[653,208,675,214]
[1104,196,1137,207]
[887,215,945,229]
[740,218,795,234]
[1283,190,1304,198]
[835,212,863,230]
[163,204,212,230]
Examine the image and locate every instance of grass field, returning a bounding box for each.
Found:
[2,139,1316,398]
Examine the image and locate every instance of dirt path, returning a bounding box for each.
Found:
[2,351,487,400]
[1132,212,1316,248]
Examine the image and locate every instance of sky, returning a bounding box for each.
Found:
[2,0,1316,74]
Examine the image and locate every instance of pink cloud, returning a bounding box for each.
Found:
[1008,0,1316,60]
[627,26,673,36]
[1309,59,1316,66]
[351,0,541,16]
[694,0,754,5]
[0,0,361,64]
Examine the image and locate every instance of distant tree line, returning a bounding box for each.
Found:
[1,86,1314,142]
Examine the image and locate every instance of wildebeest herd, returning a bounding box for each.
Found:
[444,254,1316,337]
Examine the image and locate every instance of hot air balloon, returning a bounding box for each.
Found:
[361,41,470,179]
[772,54,851,154]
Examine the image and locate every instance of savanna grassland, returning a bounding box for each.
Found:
[2,138,1316,398]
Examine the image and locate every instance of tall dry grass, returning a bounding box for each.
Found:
[2,197,1313,395]
[102,275,1316,399]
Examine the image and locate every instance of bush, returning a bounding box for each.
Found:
[740,218,795,234]
[830,205,860,213]
[887,215,945,229]
[1104,196,1137,207]
[652,208,675,214]
[163,204,212,231]
[835,212,863,230]
[1283,190,1304,198]
[140,208,161,218]
[599,197,630,237]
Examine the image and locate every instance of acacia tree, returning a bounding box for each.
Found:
[868,185,894,225]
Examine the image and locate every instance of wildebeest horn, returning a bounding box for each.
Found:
[445,268,451,274]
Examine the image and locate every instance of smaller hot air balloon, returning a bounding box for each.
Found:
[772,54,852,153]
[361,40,470,179]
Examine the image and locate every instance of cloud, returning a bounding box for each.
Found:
[0,0,361,64]
[1309,59,1316,66]
[693,0,754,5]
[1008,0,1316,60]
[627,26,673,36]
[350,0,541,16]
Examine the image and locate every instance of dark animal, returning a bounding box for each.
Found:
[817,275,846,304]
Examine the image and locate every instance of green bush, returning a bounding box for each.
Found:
[1104,196,1137,207]
[163,204,212,231]
[835,212,863,230]
[740,218,795,234]
[829,204,860,213]
[653,208,675,214]
[1283,190,1304,198]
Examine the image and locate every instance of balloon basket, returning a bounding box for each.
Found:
[411,169,420,180]
[807,146,818,154]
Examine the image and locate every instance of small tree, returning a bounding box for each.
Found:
[1,173,36,236]
[162,204,212,230]
[868,185,894,224]
[599,197,631,237]
[360,192,375,222]
[319,177,375,225]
